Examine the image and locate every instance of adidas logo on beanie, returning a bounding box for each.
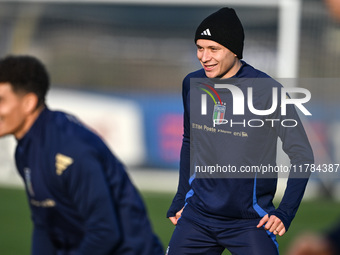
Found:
[194,7,244,59]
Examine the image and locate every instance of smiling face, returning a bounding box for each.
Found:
[196,39,241,79]
[0,82,39,140]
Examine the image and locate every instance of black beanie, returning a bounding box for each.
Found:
[195,7,244,59]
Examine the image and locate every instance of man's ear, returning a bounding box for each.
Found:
[22,93,39,114]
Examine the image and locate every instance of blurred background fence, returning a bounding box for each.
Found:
[0,0,340,199]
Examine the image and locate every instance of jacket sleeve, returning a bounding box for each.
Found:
[267,84,314,231]
[167,76,191,217]
[65,151,121,255]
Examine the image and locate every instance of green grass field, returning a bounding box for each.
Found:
[1,187,339,255]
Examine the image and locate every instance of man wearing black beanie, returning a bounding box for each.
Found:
[167,7,313,255]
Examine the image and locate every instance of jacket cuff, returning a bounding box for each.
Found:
[269,210,292,231]
[167,200,185,218]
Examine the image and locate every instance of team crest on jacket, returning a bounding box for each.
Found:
[55,153,74,176]
[198,82,226,125]
[213,103,226,124]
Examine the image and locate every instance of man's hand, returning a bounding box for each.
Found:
[257,214,286,236]
[169,207,184,225]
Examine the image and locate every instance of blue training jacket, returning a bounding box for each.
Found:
[15,107,163,255]
[167,61,314,231]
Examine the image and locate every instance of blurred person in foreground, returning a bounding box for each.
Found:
[0,55,163,255]
[285,221,340,255]
[166,7,314,255]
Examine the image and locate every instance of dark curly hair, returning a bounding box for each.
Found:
[0,55,50,108]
